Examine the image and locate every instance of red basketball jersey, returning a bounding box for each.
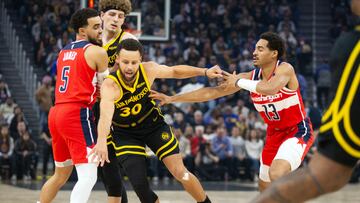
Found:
[55,40,97,107]
[250,63,307,129]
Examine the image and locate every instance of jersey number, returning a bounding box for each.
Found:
[262,104,280,120]
[120,103,142,117]
[59,66,70,93]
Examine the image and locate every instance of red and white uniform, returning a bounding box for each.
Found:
[250,61,314,182]
[49,40,97,167]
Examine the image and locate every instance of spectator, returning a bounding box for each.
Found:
[40,125,53,179]
[315,58,332,109]
[0,80,11,104]
[14,131,37,180]
[9,107,27,139]
[0,124,14,179]
[211,126,233,180]
[35,75,53,133]
[245,129,263,179]
[229,126,251,180]
[0,97,17,124]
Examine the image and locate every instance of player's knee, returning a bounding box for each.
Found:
[107,181,124,197]
[132,182,158,203]
[53,172,71,187]
[77,171,97,187]
[269,167,288,181]
[170,166,190,182]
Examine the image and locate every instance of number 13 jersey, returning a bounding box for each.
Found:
[250,66,307,130]
[107,64,162,129]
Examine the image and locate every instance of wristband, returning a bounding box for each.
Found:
[236,79,259,93]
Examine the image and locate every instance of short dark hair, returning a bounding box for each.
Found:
[260,32,285,60]
[70,8,99,34]
[116,39,144,58]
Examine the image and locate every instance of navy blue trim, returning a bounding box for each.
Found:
[295,118,312,143]
[80,108,97,146]
[63,41,91,50]
[253,68,261,80]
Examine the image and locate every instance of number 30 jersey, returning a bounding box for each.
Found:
[55,40,97,107]
[250,67,307,129]
[107,64,163,129]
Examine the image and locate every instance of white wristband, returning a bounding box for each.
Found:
[97,69,110,85]
[236,79,259,93]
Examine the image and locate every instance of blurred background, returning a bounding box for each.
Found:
[0,0,359,195]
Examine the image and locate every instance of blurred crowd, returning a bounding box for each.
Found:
[1,0,359,183]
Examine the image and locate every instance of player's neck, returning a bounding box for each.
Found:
[103,29,122,44]
[260,60,277,80]
[75,35,86,42]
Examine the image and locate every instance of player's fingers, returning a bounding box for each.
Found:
[87,148,95,158]
[222,71,231,76]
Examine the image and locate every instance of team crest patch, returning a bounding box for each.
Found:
[161,132,170,141]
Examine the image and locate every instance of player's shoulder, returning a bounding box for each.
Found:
[277,61,295,73]
[122,32,138,41]
[85,45,107,58]
[142,61,158,68]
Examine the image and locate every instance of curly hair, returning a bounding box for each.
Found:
[98,0,132,15]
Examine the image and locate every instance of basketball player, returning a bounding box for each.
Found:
[99,0,137,70]
[39,8,109,203]
[95,39,219,203]
[150,32,315,192]
[93,1,136,202]
[251,0,360,202]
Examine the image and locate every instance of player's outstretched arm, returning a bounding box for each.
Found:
[226,63,293,95]
[150,84,239,105]
[143,61,223,81]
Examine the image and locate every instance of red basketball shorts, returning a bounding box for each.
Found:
[259,118,314,182]
[48,103,97,167]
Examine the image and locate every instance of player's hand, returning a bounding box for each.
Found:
[88,138,110,167]
[149,90,172,106]
[206,65,223,79]
[219,71,240,91]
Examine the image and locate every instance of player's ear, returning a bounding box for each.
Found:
[100,11,105,20]
[272,50,278,59]
[79,27,86,37]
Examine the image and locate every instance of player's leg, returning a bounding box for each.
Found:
[251,152,353,203]
[119,155,159,203]
[40,165,74,203]
[100,142,128,203]
[147,123,210,203]
[67,106,100,203]
[269,120,314,183]
[70,163,98,203]
[40,107,74,203]
[162,154,211,203]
